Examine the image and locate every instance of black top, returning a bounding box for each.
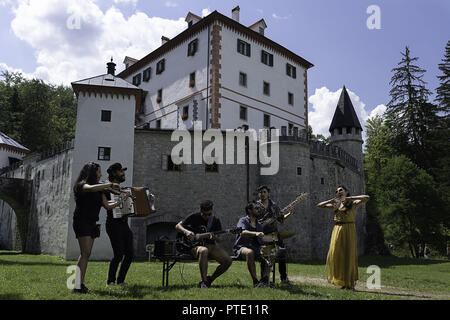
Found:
[181,212,222,245]
[73,182,103,222]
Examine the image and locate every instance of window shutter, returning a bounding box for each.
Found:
[269,54,273,66]
[237,39,240,53]
[246,43,251,57]
[261,50,264,63]
[293,66,296,79]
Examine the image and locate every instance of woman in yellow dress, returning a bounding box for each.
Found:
[317,186,369,290]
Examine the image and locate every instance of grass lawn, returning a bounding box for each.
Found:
[0,251,449,300]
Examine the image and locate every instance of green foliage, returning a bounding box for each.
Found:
[307,125,330,143]
[0,71,77,152]
[436,40,450,114]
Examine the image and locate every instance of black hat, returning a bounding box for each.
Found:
[107,163,127,174]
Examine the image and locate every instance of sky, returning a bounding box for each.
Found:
[0,0,449,140]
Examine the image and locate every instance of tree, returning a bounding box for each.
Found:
[307,125,330,143]
[375,155,446,258]
[436,40,450,114]
[385,46,439,169]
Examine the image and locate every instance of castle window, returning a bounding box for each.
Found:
[346,127,352,134]
[156,59,165,74]
[205,163,219,173]
[237,39,251,57]
[355,128,359,135]
[259,26,265,35]
[101,110,111,122]
[288,123,294,136]
[338,128,342,135]
[143,67,151,82]
[132,73,141,86]
[188,39,198,56]
[261,50,273,66]
[321,178,324,185]
[281,126,287,136]
[98,147,111,161]
[297,167,302,175]
[188,20,193,28]
[263,81,270,96]
[182,106,189,120]
[239,72,247,87]
[189,72,195,87]
[157,89,162,103]
[286,63,297,79]
[288,92,294,106]
[156,119,161,129]
[293,126,298,137]
[263,114,270,128]
[239,106,247,120]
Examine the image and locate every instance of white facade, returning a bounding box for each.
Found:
[124,28,210,130]
[120,10,311,134]
[219,23,307,132]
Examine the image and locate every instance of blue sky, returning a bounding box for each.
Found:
[0,0,448,137]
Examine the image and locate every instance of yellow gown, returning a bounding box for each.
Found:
[325,203,358,288]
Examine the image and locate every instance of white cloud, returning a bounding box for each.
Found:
[0,62,35,79]
[272,13,290,20]
[6,0,187,85]
[164,1,177,8]
[368,104,387,119]
[201,8,211,17]
[308,86,383,143]
[113,0,138,5]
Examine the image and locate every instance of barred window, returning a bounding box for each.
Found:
[98,147,111,161]
[237,39,251,57]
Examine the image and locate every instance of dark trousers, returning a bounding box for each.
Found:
[106,219,134,283]
[260,240,288,281]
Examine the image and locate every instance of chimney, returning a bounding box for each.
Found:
[232,6,240,22]
[161,36,170,45]
[107,57,116,76]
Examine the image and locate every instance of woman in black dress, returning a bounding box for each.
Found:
[72,162,122,294]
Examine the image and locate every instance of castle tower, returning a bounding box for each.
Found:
[66,59,143,260]
[329,86,364,172]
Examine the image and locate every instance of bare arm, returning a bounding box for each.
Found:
[317,198,338,210]
[82,182,120,193]
[175,221,195,239]
[101,193,120,210]
[346,195,370,209]
[241,230,264,238]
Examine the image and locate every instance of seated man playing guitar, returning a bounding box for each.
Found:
[233,201,270,287]
[175,200,232,288]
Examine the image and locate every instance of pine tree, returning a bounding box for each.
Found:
[436,40,450,114]
[386,46,439,169]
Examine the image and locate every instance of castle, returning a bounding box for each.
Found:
[0,8,366,261]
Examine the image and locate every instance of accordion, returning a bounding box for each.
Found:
[112,187,155,218]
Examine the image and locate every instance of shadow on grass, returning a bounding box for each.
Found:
[354,288,433,299]
[0,258,68,267]
[295,255,449,268]
[0,293,23,300]
[93,284,155,299]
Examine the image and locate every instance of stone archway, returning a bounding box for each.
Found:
[0,177,32,252]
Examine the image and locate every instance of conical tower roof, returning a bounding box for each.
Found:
[329,86,362,132]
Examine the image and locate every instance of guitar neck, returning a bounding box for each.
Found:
[195,230,229,240]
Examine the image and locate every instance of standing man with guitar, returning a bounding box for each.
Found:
[175,200,233,288]
[256,185,294,285]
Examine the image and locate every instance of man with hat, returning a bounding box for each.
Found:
[104,162,134,286]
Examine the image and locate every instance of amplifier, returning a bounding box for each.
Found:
[154,240,177,257]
